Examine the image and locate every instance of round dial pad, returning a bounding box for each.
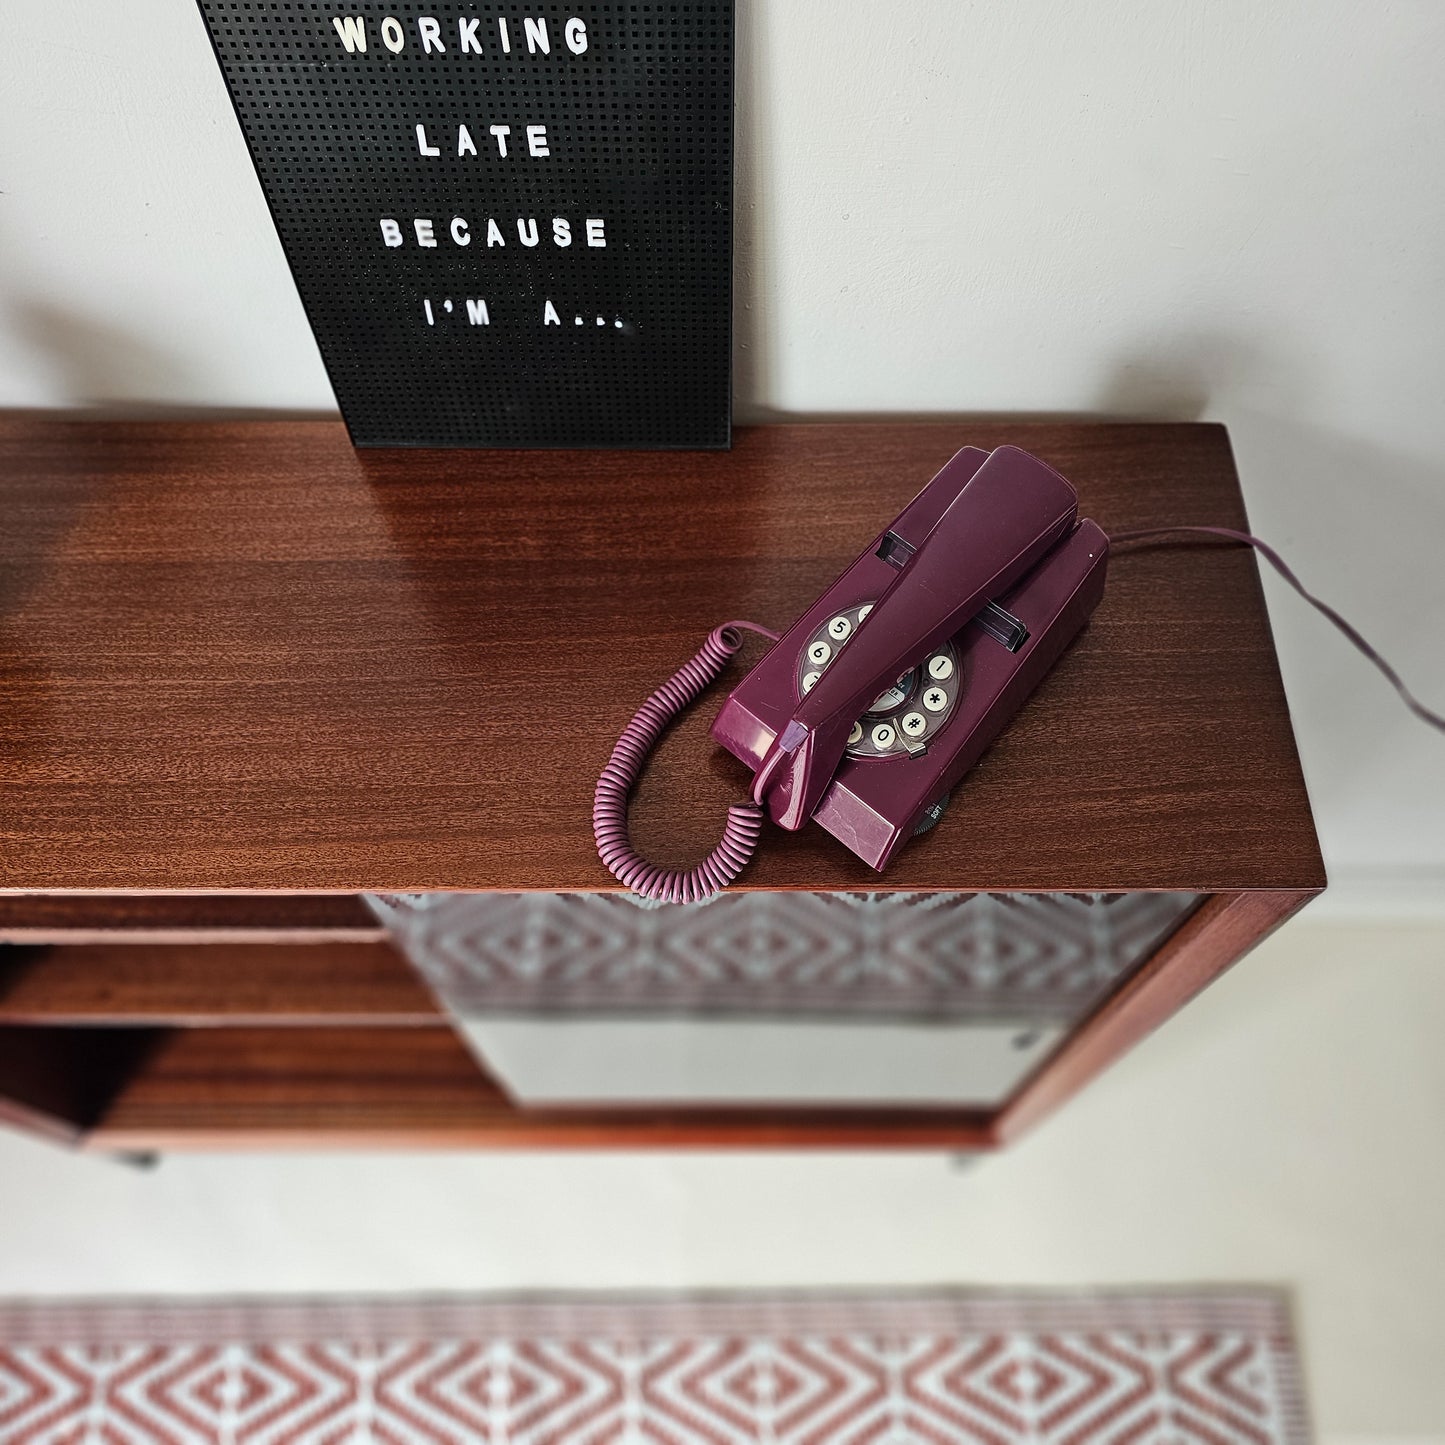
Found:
[794,602,961,759]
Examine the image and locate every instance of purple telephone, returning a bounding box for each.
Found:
[595,446,1108,901]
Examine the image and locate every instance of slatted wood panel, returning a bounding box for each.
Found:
[0,895,382,943]
[0,418,1324,895]
[0,943,440,1026]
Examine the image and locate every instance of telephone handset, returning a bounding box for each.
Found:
[594,445,1109,901]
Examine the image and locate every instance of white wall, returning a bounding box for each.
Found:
[2,2,1442,901]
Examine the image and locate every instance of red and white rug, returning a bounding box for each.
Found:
[0,1291,1309,1443]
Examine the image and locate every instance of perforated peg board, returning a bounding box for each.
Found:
[197,3,732,449]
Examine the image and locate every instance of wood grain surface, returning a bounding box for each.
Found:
[0,942,440,1025]
[0,417,1323,893]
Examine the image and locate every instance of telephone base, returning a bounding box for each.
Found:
[714,519,1108,871]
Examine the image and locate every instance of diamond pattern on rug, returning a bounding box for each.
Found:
[368,893,1200,1022]
[0,1292,1308,1444]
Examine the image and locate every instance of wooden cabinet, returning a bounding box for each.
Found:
[0,418,1323,1152]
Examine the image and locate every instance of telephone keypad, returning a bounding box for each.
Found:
[795,600,961,760]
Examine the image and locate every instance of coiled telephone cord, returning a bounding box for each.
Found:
[592,620,780,904]
[594,531,1442,905]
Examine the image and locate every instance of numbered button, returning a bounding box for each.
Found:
[927,654,954,681]
[807,640,832,666]
[802,671,821,693]
[922,686,949,713]
[858,604,874,619]
[870,722,896,750]
[847,721,864,745]
[827,615,852,641]
[901,711,927,738]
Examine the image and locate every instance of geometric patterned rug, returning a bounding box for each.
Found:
[0,1290,1310,1442]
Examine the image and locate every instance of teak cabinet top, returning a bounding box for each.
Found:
[0,417,1323,895]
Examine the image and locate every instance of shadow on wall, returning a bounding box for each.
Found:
[732,0,770,415]
[2,297,337,421]
[8,299,190,408]
[1091,333,1274,423]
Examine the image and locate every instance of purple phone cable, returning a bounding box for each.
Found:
[593,619,780,904]
[1110,525,1445,734]
[595,529,1442,905]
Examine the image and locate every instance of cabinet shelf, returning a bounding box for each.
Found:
[80,1026,997,1152]
[0,943,439,1026]
[0,418,1323,1153]
[0,417,1323,896]
[0,895,382,943]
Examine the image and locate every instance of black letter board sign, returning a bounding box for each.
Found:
[197,3,732,448]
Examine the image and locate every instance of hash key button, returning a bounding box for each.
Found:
[901,711,927,737]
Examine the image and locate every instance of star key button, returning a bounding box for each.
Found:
[922,686,948,712]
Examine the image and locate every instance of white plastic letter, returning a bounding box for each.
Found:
[489,124,511,157]
[527,125,549,157]
[380,16,404,51]
[517,217,539,246]
[466,299,490,325]
[379,218,403,246]
[552,217,572,247]
[414,218,437,247]
[497,17,510,52]
[524,17,550,53]
[585,218,606,247]
[332,16,367,52]
[565,18,588,54]
[486,219,506,247]
[450,217,471,246]
[458,17,482,53]
[543,300,561,326]
[415,124,440,156]
[456,124,477,157]
[417,16,445,52]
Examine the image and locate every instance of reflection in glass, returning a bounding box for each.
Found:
[370,892,1201,1107]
